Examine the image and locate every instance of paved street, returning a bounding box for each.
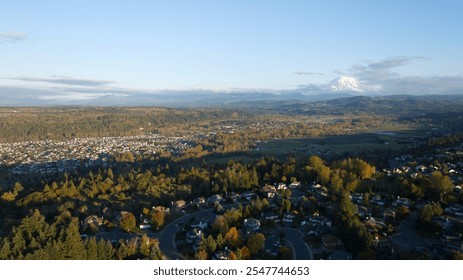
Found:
[390,214,428,251]
[280,227,313,260]
[93,206,314,260]
[151,208,214,260]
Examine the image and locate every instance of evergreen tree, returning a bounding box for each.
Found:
[0,238,11,260]
[61,218,86,259]
[247,233,265,255]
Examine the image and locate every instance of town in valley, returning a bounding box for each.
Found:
[1,97,463,260]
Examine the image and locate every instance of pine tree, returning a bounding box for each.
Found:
[0,238,11,260]
[84,237,99,260]
[205,235,217,254]
[216,233,224,249]
[97,239,115,260]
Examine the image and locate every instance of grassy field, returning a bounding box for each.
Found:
[202,126,438,165]
[253,128,429,160]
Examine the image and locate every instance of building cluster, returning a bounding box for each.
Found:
[0,134,193,174]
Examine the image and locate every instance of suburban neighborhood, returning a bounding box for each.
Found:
[77,144,463,260]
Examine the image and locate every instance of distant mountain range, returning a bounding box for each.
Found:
[224,95,463,116]
[0,88,356,107]
[0,77,461,108]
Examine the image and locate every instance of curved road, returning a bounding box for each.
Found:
[150,208,214,260]
[390,214,429,251]
[280,227,313,260]
[151,208,314,260]
[95,205,314,260]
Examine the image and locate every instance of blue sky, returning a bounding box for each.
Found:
[1,0,462,101]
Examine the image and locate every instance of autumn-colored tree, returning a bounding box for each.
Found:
[316,165,330,185]
[239,246,251,260]
[229,251,237,260]
[247,233,265,255]
[224,227,242,249]
[430,171,453,201]
[396,205,410,221]
[151,211,165,230]
[212,215,229,236]
[120,212,136,232]
[308,156,324,168]
[0,191,17,202]
[419,202,443,222]
[194,250,208,260]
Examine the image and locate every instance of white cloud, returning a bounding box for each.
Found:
[295,71,323,76]
[0,31,27,43]
[294,57,463,95]
[38,92,130,101]
[3,76,114,87]
[345,57,463,95]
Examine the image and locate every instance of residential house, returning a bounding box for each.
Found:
[383,209,396,220]
[321,234,343,252]
[139,223,151,229]
[282,213,296,223]
[244,218,261,232]
[171,200,187,211]
[441,229,461,243]
[454,185,462,193]
[432,216,453,230]
[356,205,372,219]
[307,214,332,228]
[208,194,223,205]
[191,218,209,230]
[393,197,411,208]
[370,194,386,206]
[416,165,428,173]
[365,217,387,232]
[262,185,277,198]
[214,249,231,260]
[350,193,363,204]
[192,197,206,207]
[242,191,256,201]
[83,215,103,231]
[289,182,301,189]
[186,228,202,244]
[445,204,463,217]
[226,192,240,203]
[261,211,279,221]
[152,206,170,214]
[264,235,280,257]
[309,183,322,191]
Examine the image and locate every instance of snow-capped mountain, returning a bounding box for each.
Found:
[329,76,363,92]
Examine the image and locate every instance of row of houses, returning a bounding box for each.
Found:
[0,134,193,173]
